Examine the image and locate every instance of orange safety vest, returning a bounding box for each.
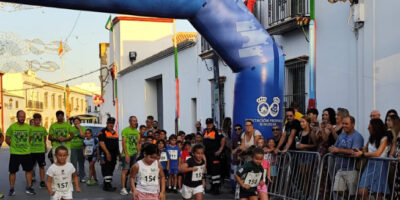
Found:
[204,130,216,139]
[104,130,118,139]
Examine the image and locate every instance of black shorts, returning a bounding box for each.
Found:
[9,154,33,173]
[87,156,97,162]
[239,188,258,199]
[163,169,169,177]
[31,153,46,167]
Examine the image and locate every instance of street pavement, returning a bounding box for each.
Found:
[0,148,234,200]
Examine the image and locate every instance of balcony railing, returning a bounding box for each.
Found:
[27,100,43,110]
[268,0,310,27]
[284,93,308,114]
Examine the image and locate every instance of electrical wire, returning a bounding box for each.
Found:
[3,67,108,92]
[65,11,82,43]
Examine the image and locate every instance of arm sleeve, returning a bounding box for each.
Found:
[46,165,54,177]
[6,126,13,137]
[98,132,105,142]
[236,163,249,177]
[352,134,364,149]
[49,125,54,136]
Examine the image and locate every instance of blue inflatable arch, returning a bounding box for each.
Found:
[3,0,284,139]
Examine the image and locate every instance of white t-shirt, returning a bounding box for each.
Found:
[46,163,76,193]
[241,129,262,149]
[136,160,160,194]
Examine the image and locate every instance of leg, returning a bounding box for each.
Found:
[9,173,16,188]
[121,169,128,188]
[77,149,86,180]
[173,174,178,188]
[39,167,45,182]
[358,188,369,200]
[25,171,33,187]
[194,192,203,200]
[178,174,182,189]
[259,192,268,200]
[70,149,78,170]
[249,196,259,200]
[92,162,97,180]
[168,174,172,189]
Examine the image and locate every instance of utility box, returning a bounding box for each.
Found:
[352,3,365,23]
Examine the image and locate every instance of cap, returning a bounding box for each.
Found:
[107,117,116,124]
[205,118,213,124]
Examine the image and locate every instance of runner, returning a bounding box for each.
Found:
[83,129,99,185]
[120,116,141,195]
[6,110,36,196]
[130,143,166,200]
[166,135,181,193]
[235,147,264,200]
[46,146,81,200]
[48,111,73,162]
[179,144,206,200]
[30,113,48,188]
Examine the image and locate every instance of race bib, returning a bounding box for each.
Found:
[140,167,159,186]
[85,146,93,156]
[54,176,71,192]
[243,172,262,187]
[160,152,168,162]
[169,150,178,160]
[191,165,204,182]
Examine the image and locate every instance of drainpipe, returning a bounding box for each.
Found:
[212,54,221,129]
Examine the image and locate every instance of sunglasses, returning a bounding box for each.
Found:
[272,128,280,131]
[286,115,293,117]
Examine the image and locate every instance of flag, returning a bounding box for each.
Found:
[105,15,113,31]
[58,41,63,55]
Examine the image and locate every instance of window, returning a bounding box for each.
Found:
[44,92,48,109]
[268,0,310,26]
[284,60,307,113]
[58,95,62,109]
[76,98,79,111]
[80,99,83,112]
[52,94,56,109]
[210,77,226,127]
[88,106,91,113]
[15,101,19,109]
[71,97,74,111]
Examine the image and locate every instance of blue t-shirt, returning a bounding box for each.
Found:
[334,130,364,170]
[83,137,99,157]
[160,148,170,170]
[166,145,181,169]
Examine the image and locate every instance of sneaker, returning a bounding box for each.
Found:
[8,188,15,196]
[92,179,99,185]
[0,193,4,199]
[40,181,46,188]
[173,187,178,194]
[25,187,36,195]
[120,188,128,195]
[80,179,86,183]
[86,179,92,185]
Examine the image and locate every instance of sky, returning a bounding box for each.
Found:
[0,4,196,89]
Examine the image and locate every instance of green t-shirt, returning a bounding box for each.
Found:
[70,126,87,149]
[30,125,48,153]
[121,127,140,156]
[6,123,31,155]
[49,122,72,149]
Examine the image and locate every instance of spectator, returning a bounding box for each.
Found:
[329,116,364,199]
[291,102,304,121]
[275,108,302,154]
[144,115,154,136]
[271,125,282,147]
[384,109,398,127]
[139,125,146,138]
[160,130,167,141]
[306,108,319,131]
[296,116,317,151]
[48,110,74,162]
[389,119,400,199]
[389,115,400,157]
[240,120,262,151]
[354,118,391,199]
[152,120,159,133]
[195,121,203,135]
[221,117,232,184]
[370,110,381,120]
[315,108,336,156]
[334,108,349,139]
[231,124,243,192]
[70,117,86,183]
[195,133,203,144]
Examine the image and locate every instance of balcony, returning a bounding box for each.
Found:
[27,100,43,111]
[267,0,310,35]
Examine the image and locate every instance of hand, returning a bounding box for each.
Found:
[58,137,66,142]
[76,186,81,193]
[192,167,198,171]
[106,152,112,162]
[132,189,139,200]
[259,181,265,186]
[281,149,288,154]
[263,147,269,153]
[274,148,280,155]
[329,146,338,153]
[352,148,362,157]
[296,143,303,149]
[49,190,55,196]
[242,184,251,189]
[215,150,222,156]
[268,176,273,183]
[125,155,130,164]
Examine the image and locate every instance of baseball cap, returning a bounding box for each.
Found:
[107,117,116,124]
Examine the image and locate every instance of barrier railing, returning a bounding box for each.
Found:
[317,153,399,200]
[268,152,292,199]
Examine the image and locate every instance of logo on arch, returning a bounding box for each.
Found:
[257,96,280,117]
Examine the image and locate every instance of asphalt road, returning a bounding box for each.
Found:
[0,148,234,200]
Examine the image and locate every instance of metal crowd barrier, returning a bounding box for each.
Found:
[317,153,399,200]
[268,152,292,199]
[268,151,321,200]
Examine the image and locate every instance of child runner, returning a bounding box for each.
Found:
[179,144,206,200]
[166,135,181,193]
[235,147,265,200]
[83,129,99,185]
[158,140,170,180]
[130,143,165,200]
[179,141,192,190]
[256,139,272,200]
[46,146,81,200]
